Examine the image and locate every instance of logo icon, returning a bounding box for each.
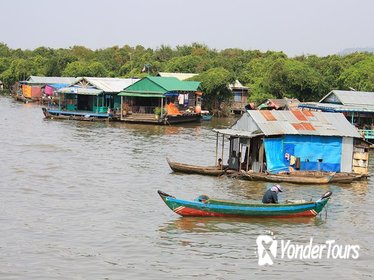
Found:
[256,235,277,266]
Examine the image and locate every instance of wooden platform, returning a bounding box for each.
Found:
[121,113,201,125]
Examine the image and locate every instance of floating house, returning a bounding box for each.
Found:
[299,90,374,142]
[257,98,300,111]
[19,76,77,102]
[229,80,249,114]
[43,77,138,120]
[214,110,369,175]
[118,76,202,124]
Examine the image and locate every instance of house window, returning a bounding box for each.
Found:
[234,92,241,102]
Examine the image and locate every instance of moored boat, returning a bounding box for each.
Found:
[201,110,213,121]
[240,171,335,184]
[167,158,225,176]
[42,107,112,121]
[281,171,366,183]
[158,190,332,218]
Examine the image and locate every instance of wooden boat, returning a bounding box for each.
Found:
[201,110,213,121]
[240,171,334,184]
[42,107,112,121]
[158,190,332,218]
[167,158,225,176]
[280,171,365,183]
[202,114,213,121]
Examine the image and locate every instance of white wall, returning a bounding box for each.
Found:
[341,137,353,172]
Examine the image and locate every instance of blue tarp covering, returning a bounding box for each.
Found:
[47,83,69,89]
[264,135,342,173]
[264,138,289,173]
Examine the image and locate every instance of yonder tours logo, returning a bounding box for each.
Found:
[256,234,360,266]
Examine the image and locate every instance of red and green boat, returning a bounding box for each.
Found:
[158,190,332,218]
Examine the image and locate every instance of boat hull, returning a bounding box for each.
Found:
[158,191,330,218]
[284,171,365,183]
[240,171,334,184]
[42,107,112,121]
[167,158,225,176]
[201,114,213,121]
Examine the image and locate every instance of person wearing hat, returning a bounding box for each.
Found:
[262,184,283,204]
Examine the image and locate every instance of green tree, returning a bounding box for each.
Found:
[87,61,108,77]
[165,55,203,73]
[62,61,87,77]
[194,67,235,111]
[339,56,374,91]
[262,59,325,101]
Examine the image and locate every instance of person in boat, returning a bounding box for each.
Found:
[262,184,283,204]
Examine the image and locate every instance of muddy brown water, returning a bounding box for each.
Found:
[0,97,373,279]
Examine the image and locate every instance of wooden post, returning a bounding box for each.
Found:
[246,140,250,172]
[160,97,164,118]
[221,134,224,167]
[259,140,264,173]
[215,132,219,166]
[96,96,99,113]
[120,96,123,121]
[238,137,241,171]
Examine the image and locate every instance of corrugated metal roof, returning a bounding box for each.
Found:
[212,128,264,138]
[258,98,300,110]
[158,72,198,81]
[298,102,374,113]
[120,76,200,96]
[320,90,374,106]
[231,110,361,138]
[229,80,248,90]
[58,87,103,96]
[27,76,77,85]
[73,77,139,93]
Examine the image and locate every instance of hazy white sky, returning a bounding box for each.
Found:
[1,0,373,56]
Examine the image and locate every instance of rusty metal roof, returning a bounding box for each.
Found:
[230,110,361,138]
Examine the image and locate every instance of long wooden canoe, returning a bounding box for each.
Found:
[240,171,335,184]
[280,171,365,183]
[158,190,332,218]
[166,158,225,176]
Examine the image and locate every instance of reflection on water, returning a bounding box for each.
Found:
[160,216,323,234]
[0,97,373,279]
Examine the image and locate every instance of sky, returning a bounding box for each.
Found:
[1,0,373,57]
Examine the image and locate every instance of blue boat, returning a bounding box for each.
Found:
[201,110,213,121]
[158,190,332,218]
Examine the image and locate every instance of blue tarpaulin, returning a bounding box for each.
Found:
[47,83,69,89]
[264,135,342,173]
[264,138,288,173]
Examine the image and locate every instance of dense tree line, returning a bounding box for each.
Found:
[0,42,373,107]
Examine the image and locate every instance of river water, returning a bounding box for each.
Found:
[0,96,373,279]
